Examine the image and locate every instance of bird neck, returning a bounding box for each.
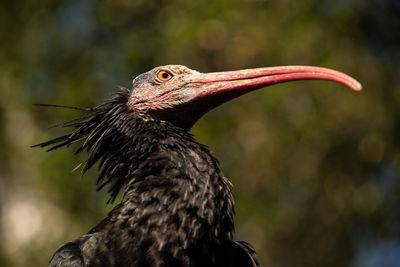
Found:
[121,119,235,242]
[35,90,237,264]
[34,88,235,243]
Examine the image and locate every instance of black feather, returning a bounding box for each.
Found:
[33,88,138,202]
[35,86,258,266]
[33,103,90,111]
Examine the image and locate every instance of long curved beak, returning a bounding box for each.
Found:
[160,65,361,130]
[188,65,361,102]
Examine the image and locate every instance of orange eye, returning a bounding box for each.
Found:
[156,70,173,82]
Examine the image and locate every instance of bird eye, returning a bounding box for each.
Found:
[156,70,173,82]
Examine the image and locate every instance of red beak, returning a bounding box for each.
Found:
[154,65,362,130]
[188,65,361,101]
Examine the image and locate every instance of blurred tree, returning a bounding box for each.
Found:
[0,0,399,266]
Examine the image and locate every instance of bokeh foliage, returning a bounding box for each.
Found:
[1,0,399,266]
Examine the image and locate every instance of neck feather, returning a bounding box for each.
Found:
[33,89,234,240]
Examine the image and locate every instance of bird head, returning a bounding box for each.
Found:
[128,65,361,130]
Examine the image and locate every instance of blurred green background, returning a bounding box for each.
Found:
[1,0,399,266]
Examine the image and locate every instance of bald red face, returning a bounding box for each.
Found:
[129,65,198,114]
[128,65,362,130]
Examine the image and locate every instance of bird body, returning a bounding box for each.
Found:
[35,65,361,267]
[41,91,255,267]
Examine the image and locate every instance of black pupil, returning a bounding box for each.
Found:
[162,72,170,79]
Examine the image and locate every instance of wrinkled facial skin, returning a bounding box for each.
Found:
[129,65,199,114]
[128,65,215,130]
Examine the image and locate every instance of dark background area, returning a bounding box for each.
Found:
[0,0,399,266]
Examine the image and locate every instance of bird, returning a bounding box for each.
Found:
[33,64,361,267]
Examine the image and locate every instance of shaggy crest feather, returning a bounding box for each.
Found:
[33,88,144,202]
